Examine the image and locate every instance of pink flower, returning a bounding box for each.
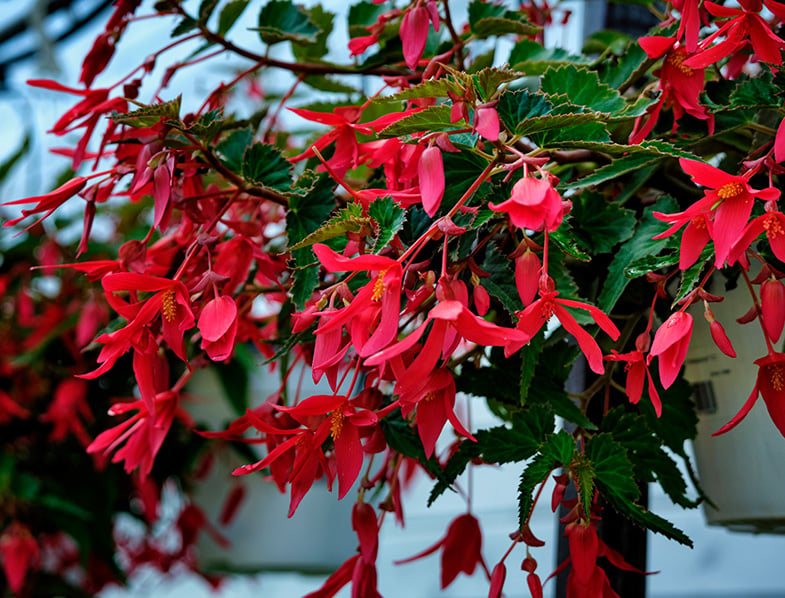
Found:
[198,295,238,361]
[648,311,693,389]
[714,352,785,438]
[605,333,662,415]
[489,177,569,232]
[395,513,488,589]
[400,6,430,70]
[418,145,444,216]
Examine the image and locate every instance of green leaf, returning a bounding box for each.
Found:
[475,67,523,100]
[640,375,698,460]
[185,108,225,140]
[468,0,542,38]
[582,29,629,55]
[292,4,334,60]
[598,196,679,312]
[348,0,387,37]
[728,72,780,109]
[199,0,220,22]
[549,222,592,262]
[216,127,253,172]
[218,0,250,36]
[382,411,449,483]
[455,347,521,406]
[585,433,638,502]
[509,39,591,76]
[242,143,293,191]
[254,0,320,45]
[376,78,463,103]
[600,484,693,546]
[674,245,714,304]
[520,329,544,406]
[496,88,552,132]
[481,248,523,317]
[598,41,650,90]
[441,151,491,208]
[36,494,91,521]
[569,190,636,254]
[303,75,359,94]
[111,96,182,128]
[541,64,626,114]
[563,154,664,190]
[289,264,320,311]
[288,203,371,251]
[516,112,602,137]
[478,404,554,464]
[368,196,406,254]
[571,454,595,519]
[379,105,455,137]
[517,430,574,527]
[172,15,198,36]
[532,121,611,146]
[624,248,679,278]
[527,342,597,430]
[428,440,482,506]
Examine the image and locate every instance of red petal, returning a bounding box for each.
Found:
[419,145,445,217]
[400,7,429,70]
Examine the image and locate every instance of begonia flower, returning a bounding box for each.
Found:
[198,295,238,361]
[489,176,570,232]
[648,312,693,389]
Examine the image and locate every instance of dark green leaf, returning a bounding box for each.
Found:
[303,75,359,94]
[520,329,544,406]
[569,190,636,254]
[549,222,592,262]
[475,67,523,100]
[481,248,523,317]
[198,0,219,22]
[111,96,182,128]
[292,4,334,60]
[496,88,552,132]
[288,203,370,251]
[541,64,626,114]
[532,121,611,146]
[516,111,602,137]
[217,0,250,36]
[509,39,591,76]
[624,248,679,278]
[582,29,629,55]
[242,143,293,191]
[254,0,320,45]
[563,155,664,190]
[216,127,253,172]
[674,245,714,304]
[585,433,638,502]
[348,0,387,37]
[428,440,482,506]
[598,196,679,312]
[468,0,542,38]
[172,15,197,36]
[600,483,693,546]
[728,72,780,109]
[517,430,574,527]
[571,454,595,519]
[376,78,463,102]
[368,196,406,254]
[478,404,554,464]
[379,105,455,137]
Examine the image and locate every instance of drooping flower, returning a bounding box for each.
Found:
[655,159,779,268]
[605,332,662,415]
[506,285,621,375]
[418,144,445,216]
[198,295,238,361]
[395,513,488,589]
[489,176,570,232]
[714,352,785,438]
[0,523,39,595]
[648,312,693,389]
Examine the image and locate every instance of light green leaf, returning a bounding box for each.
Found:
[379,105,455,137]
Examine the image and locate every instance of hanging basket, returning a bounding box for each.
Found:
[683,282,785,533]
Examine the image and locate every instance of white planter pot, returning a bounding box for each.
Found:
[683,281,785,533]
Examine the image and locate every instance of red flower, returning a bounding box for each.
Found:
[728,204,785,265]
[648,312,693,389]
[2,177,87,231]
[312,243,403,358]
[714,352,785,438]
[198,295,238,361]
[655,159,779,268]
[489,176,570,232]
[605,332,662,415]
[419,145,445,216]
[0,523,39,595]
[506,287,620,375]
[395,513,489,589]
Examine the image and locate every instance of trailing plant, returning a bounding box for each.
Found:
[2,0,785,595]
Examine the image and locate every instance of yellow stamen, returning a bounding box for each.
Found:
[330,410,344,440]
[770,365,784,392]
[422,391,437,403]
[666,49,693,76]
[764,214,784,239]
[717,182,744,200]
[161,288,177,322]
[371,269,388,302]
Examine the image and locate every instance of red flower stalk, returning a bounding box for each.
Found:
[395,513,489,589]
[714,352,785,438]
